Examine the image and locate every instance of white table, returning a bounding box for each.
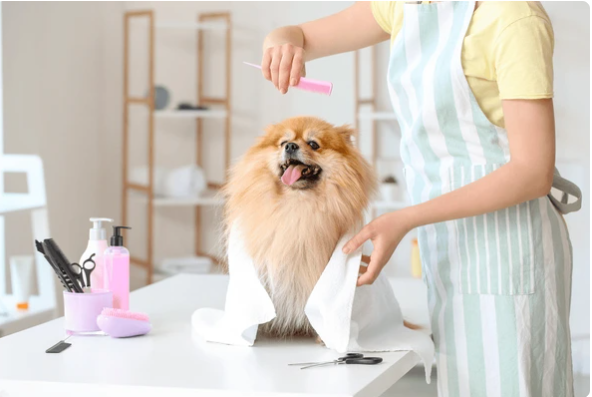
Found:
[0,274,428,397]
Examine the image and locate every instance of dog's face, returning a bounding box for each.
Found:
[256,117,357,190]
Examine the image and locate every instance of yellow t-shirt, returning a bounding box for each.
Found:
[371,1,554,128]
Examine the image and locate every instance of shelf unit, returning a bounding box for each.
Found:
[123,10,231,284]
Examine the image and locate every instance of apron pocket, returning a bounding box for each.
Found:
[447,164,537,295]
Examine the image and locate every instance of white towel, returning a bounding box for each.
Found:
[192,225,434,382]
[163,165,207,198]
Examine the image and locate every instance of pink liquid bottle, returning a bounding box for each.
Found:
[104,226,131,310]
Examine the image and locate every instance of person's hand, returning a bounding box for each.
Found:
[261,43,305,94]
[343,211,413,286]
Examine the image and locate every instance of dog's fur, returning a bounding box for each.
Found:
[223,116,376,337]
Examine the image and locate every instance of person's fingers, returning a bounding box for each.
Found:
[278,45,294,94]
[290,48,304,86]
[359,265,368,274]
[269,46,282,89]
[261,47,273,81]
[343,224,373,254]
[361,255,371,264]
[356,246,387,286]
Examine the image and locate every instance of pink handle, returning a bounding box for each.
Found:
[243,62,333,96]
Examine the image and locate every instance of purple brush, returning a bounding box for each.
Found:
[97,308,152,338]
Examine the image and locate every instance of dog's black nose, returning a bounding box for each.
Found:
[285,142,299,154]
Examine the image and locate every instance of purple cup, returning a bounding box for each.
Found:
[63,289,112,333]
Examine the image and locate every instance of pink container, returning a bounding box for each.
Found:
[63,290,113,333]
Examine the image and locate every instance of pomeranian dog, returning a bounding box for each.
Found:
[223,116,376,337]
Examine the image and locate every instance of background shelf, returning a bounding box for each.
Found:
[155,21,227,30]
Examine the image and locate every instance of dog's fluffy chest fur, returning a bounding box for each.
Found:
[242,194,345,336]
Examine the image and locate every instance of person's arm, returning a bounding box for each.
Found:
[261,2,389,93]
[344,98,556,286]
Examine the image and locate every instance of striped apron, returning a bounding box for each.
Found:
[387,2,575,396]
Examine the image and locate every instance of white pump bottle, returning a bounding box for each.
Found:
[80,218,113,290]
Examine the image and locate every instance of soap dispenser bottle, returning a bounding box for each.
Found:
[105,226,131,310]
[80,218,113,290]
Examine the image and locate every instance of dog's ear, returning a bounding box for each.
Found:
[336,125,356,145]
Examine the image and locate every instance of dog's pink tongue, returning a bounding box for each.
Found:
[281,164,305,186]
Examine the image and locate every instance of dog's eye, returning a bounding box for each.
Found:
[280,141,287,147]
[308,141,320,150]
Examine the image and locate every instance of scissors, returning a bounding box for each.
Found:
[69,253,96,292]
[289,353,383,369]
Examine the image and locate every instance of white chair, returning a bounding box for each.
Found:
[0,154,56,336]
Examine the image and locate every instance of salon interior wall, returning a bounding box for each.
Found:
[1,1,589,375]
[2,2,123,304]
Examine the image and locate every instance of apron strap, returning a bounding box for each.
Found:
[548,167,582,214]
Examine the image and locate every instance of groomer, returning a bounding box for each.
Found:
[261,2,580,396]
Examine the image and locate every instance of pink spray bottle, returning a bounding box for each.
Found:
[104,226,131,310]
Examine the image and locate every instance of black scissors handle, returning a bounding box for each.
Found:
[344,357,383,365]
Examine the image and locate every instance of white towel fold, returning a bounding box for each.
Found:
[192,225,434,382]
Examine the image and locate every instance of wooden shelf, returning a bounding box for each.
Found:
[154,109,228,119]
[155,21,227,30]
[123,10,232,285]
[153,191,223,207]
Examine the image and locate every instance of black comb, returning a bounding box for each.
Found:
[35,240,72,292]
[42,239,83,293]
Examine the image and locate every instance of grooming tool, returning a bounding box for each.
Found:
[70,254,97,293]
[43,239,84,293]
[36,240,71,291]
[97,308,152,338]
[289,353,383,369]
[243,62,333,96]
[46,335,72,354]
[69,263,84,290]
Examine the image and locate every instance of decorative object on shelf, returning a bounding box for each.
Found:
[411,238,421,279]
[379,175,400,202]
[162,165,207,198]
[177,102,209,111]
[153,85,170,110]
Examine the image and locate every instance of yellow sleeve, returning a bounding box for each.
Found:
[371,1,397,34]
[494,16,554,100]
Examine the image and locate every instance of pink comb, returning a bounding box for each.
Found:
[243,62,333,96]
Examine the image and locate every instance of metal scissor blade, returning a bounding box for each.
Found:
[288,362,322,366]
[300,361,337,370]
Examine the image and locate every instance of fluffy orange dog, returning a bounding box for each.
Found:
[223,116,376,337]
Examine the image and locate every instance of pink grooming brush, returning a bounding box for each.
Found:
[97,308,152,338]
[243,62,333,96]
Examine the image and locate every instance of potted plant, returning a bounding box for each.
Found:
[379,175,400,202]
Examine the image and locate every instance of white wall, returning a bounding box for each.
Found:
[2,1,123,301]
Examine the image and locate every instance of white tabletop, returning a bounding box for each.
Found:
[0,274,424,397]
